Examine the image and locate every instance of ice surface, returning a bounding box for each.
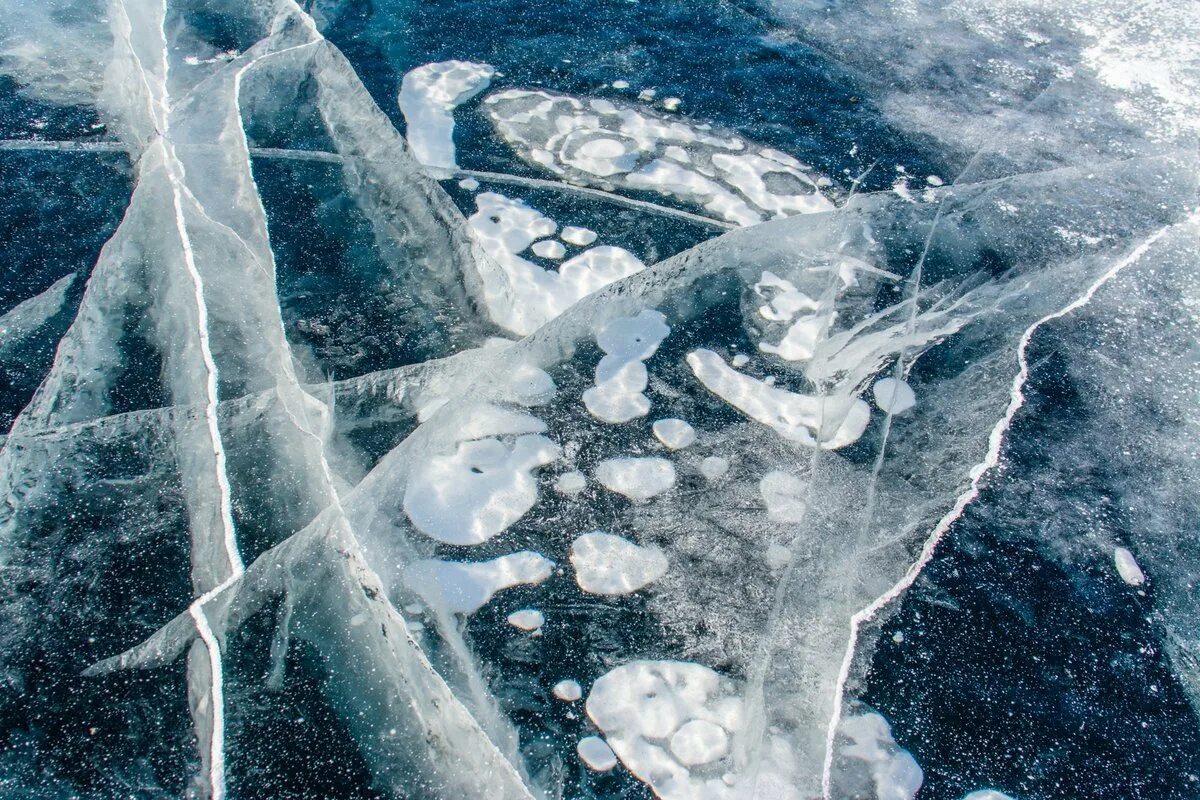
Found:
[2,0,1197,798]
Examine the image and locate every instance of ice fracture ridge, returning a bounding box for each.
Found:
[820,210,1198,799]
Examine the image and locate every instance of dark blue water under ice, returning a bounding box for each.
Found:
[1,1,1197,798]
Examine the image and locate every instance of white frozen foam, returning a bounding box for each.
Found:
[555,470,587,495]
[469,193,646,335]
[578,736,619,771]
[403,552,554,614]
[595,457,677,501]
[687,349,870,449]
[532,239,566,259]
[399,61,495,172]
[583,310,670,423]
[561,225,598,246]
[1113,546,1146,586]
[759,471,807,523]
[553,679,583,701]
[570,531,669,595]
[653,418,697,450]
[872,377,917,414]
[506,609,545,631]
[403,433,560,545]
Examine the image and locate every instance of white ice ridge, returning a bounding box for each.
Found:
[595,457,677,501]
[1113,546,1146,586]
[583,310,670,423]
[653,418,697,449]
[399,61,495,173]
[483,89,834,225]
[577,736,619,771]
[553,679,583,701]
[507,609,545,631]
[837,713,923,800]
[821,214,1194,798]
[687,349,870,450]
[468,192,646,336]
[570,531,669,595]
[0,272,75,360]
[404,552,554,614]
[872,377,916,414]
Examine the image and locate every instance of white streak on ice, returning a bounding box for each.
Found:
[821,213,1194,799]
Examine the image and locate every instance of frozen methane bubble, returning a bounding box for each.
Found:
[687,349,870,449]
[577,736,619,771]
[403,552,554,614]
[483,88,833,225]
[759,470,807,524]
[960,793,1017,800]
[468,192,646,335]
[570,531,669,595]
[585,661,750,798]
[398,61,496,172]
[561,225,598,246]
[837,713,924,800]
[700,456,730,481]
[403,434,560,545]
[653,418,697,450]
[1113,546,1147,586]
[595,457,677,501]
[873,377,917,414]
[583,310,670,423]
[554,470,587,495]
[531,239,566,259]
[553,679,583,701]
[506,609,545,631]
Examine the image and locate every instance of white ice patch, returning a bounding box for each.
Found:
[960,792,1017,800]
[484,88,833,226]
[459,177,480,190]
[595,457,677,501]
[583,310,670,423]
[586,661,771,799]
[753,271,828,361]
[399,61,495,172]
[553,679,583,701]
[839,712,924,800]
[872,377,917,414]
[570,531,669,595]
[506,609,545,631]
[687,349,870,449]
[700,456,730,481]
[653,418,697,450]
[554,470,587,495]
[731,354,750,368]
[1113,546,1146,586]
[759,470,807,523]
[403,433,559,545]
[531,239,566,259]
[469,192,646,336]
[403,552,554,614]
[561,225,598,246]
[578,736,619,771]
